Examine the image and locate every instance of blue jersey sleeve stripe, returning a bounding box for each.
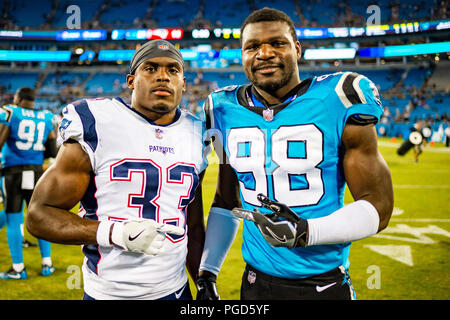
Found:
[80,176,101,275]
[73,100,98,152]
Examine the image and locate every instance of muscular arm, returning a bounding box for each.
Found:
[27,141,99,244]
[211,163,241,210]
[342,123,394,231]
[186,171,206,282]
[247,122,394,248]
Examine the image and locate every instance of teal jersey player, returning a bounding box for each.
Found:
[196,8,393,301]
[204,72,383,279]
[0,104,55,168]
[0,86,58,281]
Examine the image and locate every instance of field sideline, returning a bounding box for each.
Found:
[0,137,448,300]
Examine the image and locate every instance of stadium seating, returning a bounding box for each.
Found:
[402,67,430,88]
[427,63,450,92]
[98,0,149,27]
[40,72,90,95]
[0,72,40,94]
[152,0,201,28]
[3,0,444,29]
[0,0,447,142]
[8,0,52,27]
[85,73,125,95]
[51,0,105,28]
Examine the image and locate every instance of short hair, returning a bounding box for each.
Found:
[15,87,35,101]
[240,7,298,44]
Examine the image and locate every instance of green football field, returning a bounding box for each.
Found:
[0,137,449,300]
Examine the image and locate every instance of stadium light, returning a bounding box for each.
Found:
[359,41,450,57]
[0,50,71,61]
[303,48,356,60]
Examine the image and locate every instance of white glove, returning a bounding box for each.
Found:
[97,219,184,255]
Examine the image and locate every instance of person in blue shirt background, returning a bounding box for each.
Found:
[196,8,394,300]
[0,87,58,280]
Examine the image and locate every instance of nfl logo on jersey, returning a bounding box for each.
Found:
[262,109,274,121]
[155,128,164,139]
[247,271,256,284]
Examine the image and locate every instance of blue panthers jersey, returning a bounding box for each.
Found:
[205,72,383,279]
[0,104,55,168]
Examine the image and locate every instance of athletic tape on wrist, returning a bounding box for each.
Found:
[96,220,114,247]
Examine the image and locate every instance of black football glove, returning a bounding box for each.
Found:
[196,272,220,300]
[231,193,308,248]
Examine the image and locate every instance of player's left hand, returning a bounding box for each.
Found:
[196,271,220,300]
[231,194,308,248]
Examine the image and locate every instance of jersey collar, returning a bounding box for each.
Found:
[237,78,313,118]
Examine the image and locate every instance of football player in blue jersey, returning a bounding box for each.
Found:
[0,87,58,280]
[196,8,394,300]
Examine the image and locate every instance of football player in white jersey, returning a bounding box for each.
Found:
[27,40,209,300]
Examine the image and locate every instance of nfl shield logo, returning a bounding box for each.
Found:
[158,42,169,50]
[247,271,256,284]
[155,128,164,139]
[263,108,274,121]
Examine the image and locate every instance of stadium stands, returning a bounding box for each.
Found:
[2,0,448,29]
[0,0,448,141]
[428,62,450,92]
[8,0,53,28]
[51,0,105,28]
[0,72,40,93]
[85,72,125,95]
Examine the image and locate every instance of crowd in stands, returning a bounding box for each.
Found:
[0,63,449,143]
[0,0,448,142]
[1,0,448,31]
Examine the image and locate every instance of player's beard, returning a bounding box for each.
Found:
[250,66,292,94]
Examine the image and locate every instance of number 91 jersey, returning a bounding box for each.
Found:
[0,104,55,168]
[59,97,208,299]
[205,72,383,279]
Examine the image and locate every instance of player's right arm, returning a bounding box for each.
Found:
[27,140,98,244]
[27,140,183,254]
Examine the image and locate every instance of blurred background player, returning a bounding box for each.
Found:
[396,121,431,162]
[0,87,58,279]
[197,8,393,300]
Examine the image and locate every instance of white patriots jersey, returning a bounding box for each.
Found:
[58,97,208,299]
